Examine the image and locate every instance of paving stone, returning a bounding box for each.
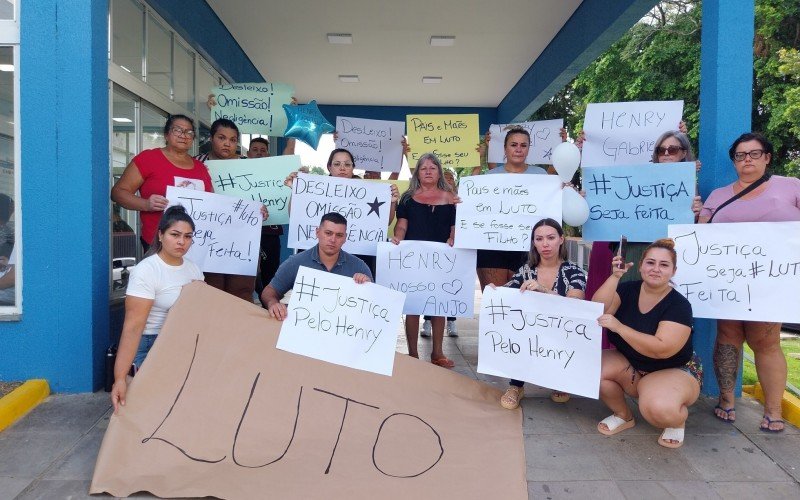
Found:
[9,393,111,434]
[521,397,583,435]
[595,434,701,481]
[43,427,105,480]
[678,434,794,482]
[0,430,84,476]
[710,480,800,498]
[528,480,623,499]
[616,480,721,500]
[0,475,36,499]
[15,479,95,499]
[524,434,611,481]
[748,433,800,482]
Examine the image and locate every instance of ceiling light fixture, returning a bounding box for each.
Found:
[327,33,353,45]
[119,65,132,73]
[429,36,455,47]
[113,117,133,123]
[422,76,442,84]
[338,75,359,83]
[0,64,14,72]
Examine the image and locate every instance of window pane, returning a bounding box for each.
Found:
[111,88,139,297]
[145,14,171,98]
[196,59,217,126]
[173,40,194,112]
[111,0,144,79]
[0,47,15,307]
[141,102,167,151]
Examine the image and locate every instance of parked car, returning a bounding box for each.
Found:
[112,257,136,290]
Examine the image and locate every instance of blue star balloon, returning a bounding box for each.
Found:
[282,100,334,150]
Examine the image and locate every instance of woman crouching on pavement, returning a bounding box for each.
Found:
[592,238,702,448]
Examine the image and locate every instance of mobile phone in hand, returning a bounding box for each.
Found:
[617,236,627,269]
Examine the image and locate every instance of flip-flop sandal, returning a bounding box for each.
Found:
[431,357,454,369]
[550,391,571,403]
[760,416,785,433]
[658,427,685,448]
[713,405,736,423]
[597,414,635,436]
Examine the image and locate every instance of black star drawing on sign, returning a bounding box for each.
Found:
[366,196,386,218]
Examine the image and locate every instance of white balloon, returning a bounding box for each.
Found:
[562,186,589,227]
[552,142,581,183]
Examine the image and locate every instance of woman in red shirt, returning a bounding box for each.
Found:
[111,114,212,251]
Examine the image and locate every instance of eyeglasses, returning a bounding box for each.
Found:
[331,162,353,168]
[733,149,765,162]
[170,127,195,138]
[656,145,685,156]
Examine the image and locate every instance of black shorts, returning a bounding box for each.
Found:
[476,249,527,271]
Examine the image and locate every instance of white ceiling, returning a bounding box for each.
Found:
[207,0,582,107]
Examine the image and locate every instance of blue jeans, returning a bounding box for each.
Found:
[133,334,157,369]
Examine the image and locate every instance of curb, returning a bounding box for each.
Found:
[0,379,50,432]
[742,383,800,429]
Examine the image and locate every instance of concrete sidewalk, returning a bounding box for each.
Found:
[2,314,799,498]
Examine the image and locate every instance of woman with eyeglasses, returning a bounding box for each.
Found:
[699,132,800,433]
[283,148,399,278]
[112,115,212,252]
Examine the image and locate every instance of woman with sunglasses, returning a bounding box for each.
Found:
[584,127,702,351]
[699,132,800,433]
[112,115,213,252]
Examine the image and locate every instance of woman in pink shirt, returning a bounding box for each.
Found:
[699,132,800,433]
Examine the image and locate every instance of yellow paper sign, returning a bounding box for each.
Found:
[406,114,480,169]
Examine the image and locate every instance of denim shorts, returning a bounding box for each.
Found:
[133,334,158,370]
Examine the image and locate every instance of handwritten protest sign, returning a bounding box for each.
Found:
[582,100,683,167]
[669,222,800,322]
[91,283,527,499]
[582,162,695,242]
[487,119,564,165]
[454,174,562,251]
[206,155,300,225]
[478,286,602,399]
[288,173,391,255]
[166,187,261,275]
[406,114,480,169]
[375,241,477,318]
[335,117,405,173]
[372,178,408,237]
[211,82,294,135]
[277,267,403,375]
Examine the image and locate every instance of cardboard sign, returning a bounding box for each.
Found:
[288,173,391,255]
[211,82,294,135]
[454,175,563,251]
[335,117,405,172]
[669,222,800,322]
[477,286,603,399]
[406,114,480,169]
[487,119,564,165]
[90,283,527,500]
[166,187,261,275]
[375,241,477,318]
[581,100,683,167]
[206,155,300,225]
[277,267,404,376]
[582,162,696,242]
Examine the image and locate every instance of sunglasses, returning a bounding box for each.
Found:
[656,145,685,156]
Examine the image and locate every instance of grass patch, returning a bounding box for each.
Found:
[742,338,800,388]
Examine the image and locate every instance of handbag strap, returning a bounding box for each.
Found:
[707,172,771,223]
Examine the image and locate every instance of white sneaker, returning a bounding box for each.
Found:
[420,320,432,338]
[446,320,458,337]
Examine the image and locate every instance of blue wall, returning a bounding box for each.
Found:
[147,0,263,84]
[0,0,110,392]
[696,0,755,396]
